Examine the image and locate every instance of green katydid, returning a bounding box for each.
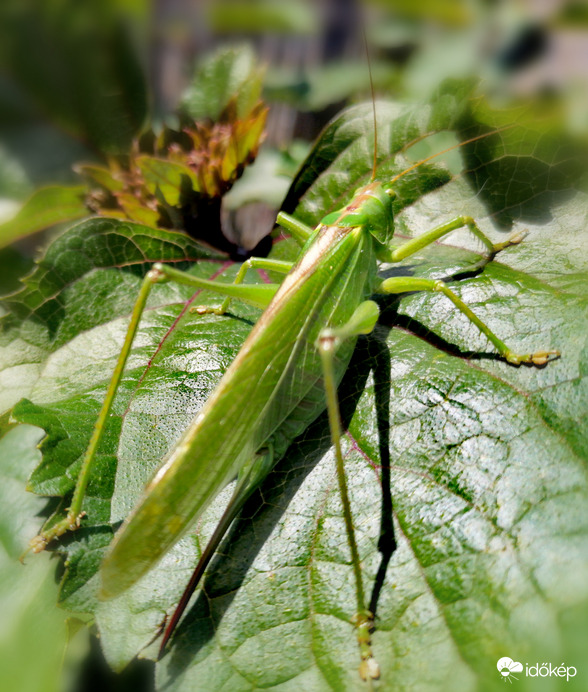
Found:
[27,85,561,680]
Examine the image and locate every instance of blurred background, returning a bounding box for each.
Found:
[0,0,586,268]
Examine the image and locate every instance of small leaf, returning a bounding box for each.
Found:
[76,165,125,194]
[181,45,264,123]
[0,185,87,249]
[136,156,200,205]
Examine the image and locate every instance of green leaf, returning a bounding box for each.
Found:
[181,45,264,122]
[1,88,587,692]
[207,0,316,35]
[136,157,200,205]
[280,78,479,222]
[265,59,396,112]
[457,98,586,227]
[0,217,225,415]
[75,165,124,194]
[0,423,74,692]
[0,185,87,249]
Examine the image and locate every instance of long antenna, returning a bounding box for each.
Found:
[362,19,378,182]
[388,125,514,185]
[358,0,513,190]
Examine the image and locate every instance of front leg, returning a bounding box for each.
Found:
[382,215,526,265]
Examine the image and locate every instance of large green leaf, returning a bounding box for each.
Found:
[1,89,587,692]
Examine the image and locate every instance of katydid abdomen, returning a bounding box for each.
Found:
[101,220,379,597]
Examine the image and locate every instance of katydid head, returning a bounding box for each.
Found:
[321,181,395,243]
[355,181,395,245]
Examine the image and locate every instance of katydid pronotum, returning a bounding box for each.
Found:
[27,97,560,682]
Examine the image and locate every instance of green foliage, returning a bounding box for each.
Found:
[265,59,396,112]
[206,0,315,35]
[0,186,87,250]
[0,46,269,251]
[0,0,147,155]
[0,424,77,692]
[1,82,586,691]
[0,247,35,297]
[181,45,265,123]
